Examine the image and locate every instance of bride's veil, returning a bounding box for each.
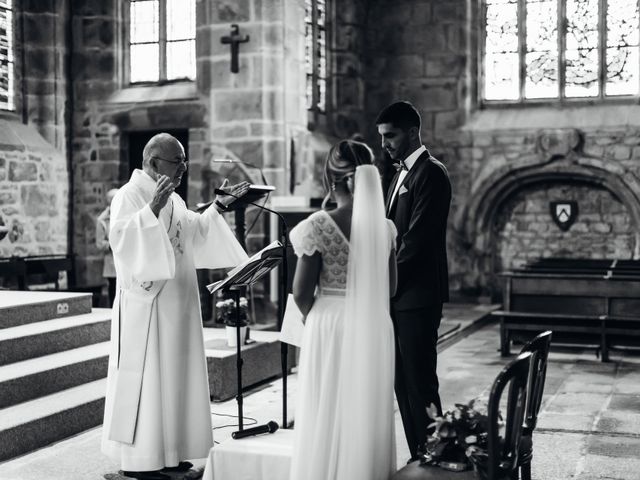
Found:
[332,164,396,479]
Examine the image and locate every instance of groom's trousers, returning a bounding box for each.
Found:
[392,303,443,460]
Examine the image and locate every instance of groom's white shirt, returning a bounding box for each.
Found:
[388,145,426,214]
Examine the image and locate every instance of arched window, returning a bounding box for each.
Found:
[305,0,327,113]
[0,0,14,111]
[482,0,640,103]
[128,0,195,84]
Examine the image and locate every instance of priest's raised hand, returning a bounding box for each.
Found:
[149,174,175,217]
[213,178,251,211]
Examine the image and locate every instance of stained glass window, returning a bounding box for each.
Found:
[129,0,195,84]
[0,0,14,111]
[305,0,327,113]
[483,0,640,102]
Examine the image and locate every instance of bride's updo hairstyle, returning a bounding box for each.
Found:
[322,140,373,207]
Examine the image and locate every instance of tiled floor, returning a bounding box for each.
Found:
[1,320,639,480]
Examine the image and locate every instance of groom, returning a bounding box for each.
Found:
[376,101,451,461]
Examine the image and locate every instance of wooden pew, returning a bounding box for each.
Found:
[1,255,103,307]
[493,265,640,362]
[0,257,26,290]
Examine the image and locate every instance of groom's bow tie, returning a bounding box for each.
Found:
[393,160,408,172]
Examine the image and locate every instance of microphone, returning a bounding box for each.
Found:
[212,158,268,185]
[206,187,292,429]
[232,420,279,440]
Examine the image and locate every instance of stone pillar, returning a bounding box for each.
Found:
[197,0,307,201]
[69,0,121,284]
[17,0,70,152]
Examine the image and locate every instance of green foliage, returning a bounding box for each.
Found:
[421,399,497,476]
[216,297,249,327]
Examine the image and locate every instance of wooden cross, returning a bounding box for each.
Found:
[221,24,250,74]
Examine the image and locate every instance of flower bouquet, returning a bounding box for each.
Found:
[421,400,494,478]
[216,297,250,347]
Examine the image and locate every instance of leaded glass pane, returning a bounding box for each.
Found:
[485,53,520,100]
[484,0,519,100]
[306,76,313,110]
[565,47,599,96]
[305,0,327,112]
[565,0,599,97]
[606,0,639,96]
[606,47,639,95]
[130,43,159,83]
[130,0,159,44]
[0,0,13,111]
[304,23,313,75]
[167,40,195,80]
[317,78,326,112]
[317,0,326,27]
[525,0,558,98]
[317,28,326,77]
[166,0,195,41]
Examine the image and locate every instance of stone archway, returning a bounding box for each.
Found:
[454,147,640,296]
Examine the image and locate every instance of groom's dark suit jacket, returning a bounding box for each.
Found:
[386,149,451,310]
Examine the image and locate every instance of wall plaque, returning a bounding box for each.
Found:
[550,201,578,231]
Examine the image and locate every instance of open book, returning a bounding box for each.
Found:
[206,240,283,293]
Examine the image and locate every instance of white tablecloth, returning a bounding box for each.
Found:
[202,429,294,480]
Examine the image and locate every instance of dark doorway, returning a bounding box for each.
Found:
[128,129,189,204]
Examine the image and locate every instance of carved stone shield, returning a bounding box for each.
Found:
[550,201,578,231]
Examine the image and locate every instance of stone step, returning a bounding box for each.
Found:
[0,291,93,329]
[0,342,109,409]
[204,328,297,402]
[0,309,111,366]
[0,378,106,462]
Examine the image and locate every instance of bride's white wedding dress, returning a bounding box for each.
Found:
[289,166,397,480]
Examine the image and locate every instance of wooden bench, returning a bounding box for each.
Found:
[0,258,26,290]
[0,255,103,306]
[495,265,640,362]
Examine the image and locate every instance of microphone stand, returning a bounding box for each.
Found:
[212,190,290,429]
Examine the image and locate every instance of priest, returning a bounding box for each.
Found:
[101,133,250,480]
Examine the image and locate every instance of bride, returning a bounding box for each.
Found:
[288,140,397,480]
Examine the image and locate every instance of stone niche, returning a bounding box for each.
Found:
[494,181,636,272]
[0,120,69,258]
[454,128,640,298]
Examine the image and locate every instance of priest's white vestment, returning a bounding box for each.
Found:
[101,169,248,471]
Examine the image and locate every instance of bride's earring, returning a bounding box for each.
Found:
[346,177,354,196]
[331,182,337,191]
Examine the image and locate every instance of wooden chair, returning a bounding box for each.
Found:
[514,331,552,480]
[0,257,26,290]
[391,352,532,480]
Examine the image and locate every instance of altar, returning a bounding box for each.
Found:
[202,429,294,480]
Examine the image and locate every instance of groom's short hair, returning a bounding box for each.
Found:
[375,101,421,131]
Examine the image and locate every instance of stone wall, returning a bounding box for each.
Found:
[0,1,70,259]
[0,122,68,258]
[67,0,122,284]
[450,125,640,296]
[494,183,635,271]
[17,0,70,152]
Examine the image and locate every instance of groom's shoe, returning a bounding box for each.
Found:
[120,471,170,480]
[162,461,193,472]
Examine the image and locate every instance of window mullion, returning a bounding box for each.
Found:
[558,0,567,101]
[479,0,487,106]
[313,0,319,112]
[159,0,167,81]
[519,0,527,102]
[598,0,607,99]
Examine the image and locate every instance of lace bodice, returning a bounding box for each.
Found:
[289,210,396,294]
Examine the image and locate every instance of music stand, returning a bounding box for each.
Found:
[208,244,283,431]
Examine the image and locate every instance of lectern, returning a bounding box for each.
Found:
[207,243,282,431]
